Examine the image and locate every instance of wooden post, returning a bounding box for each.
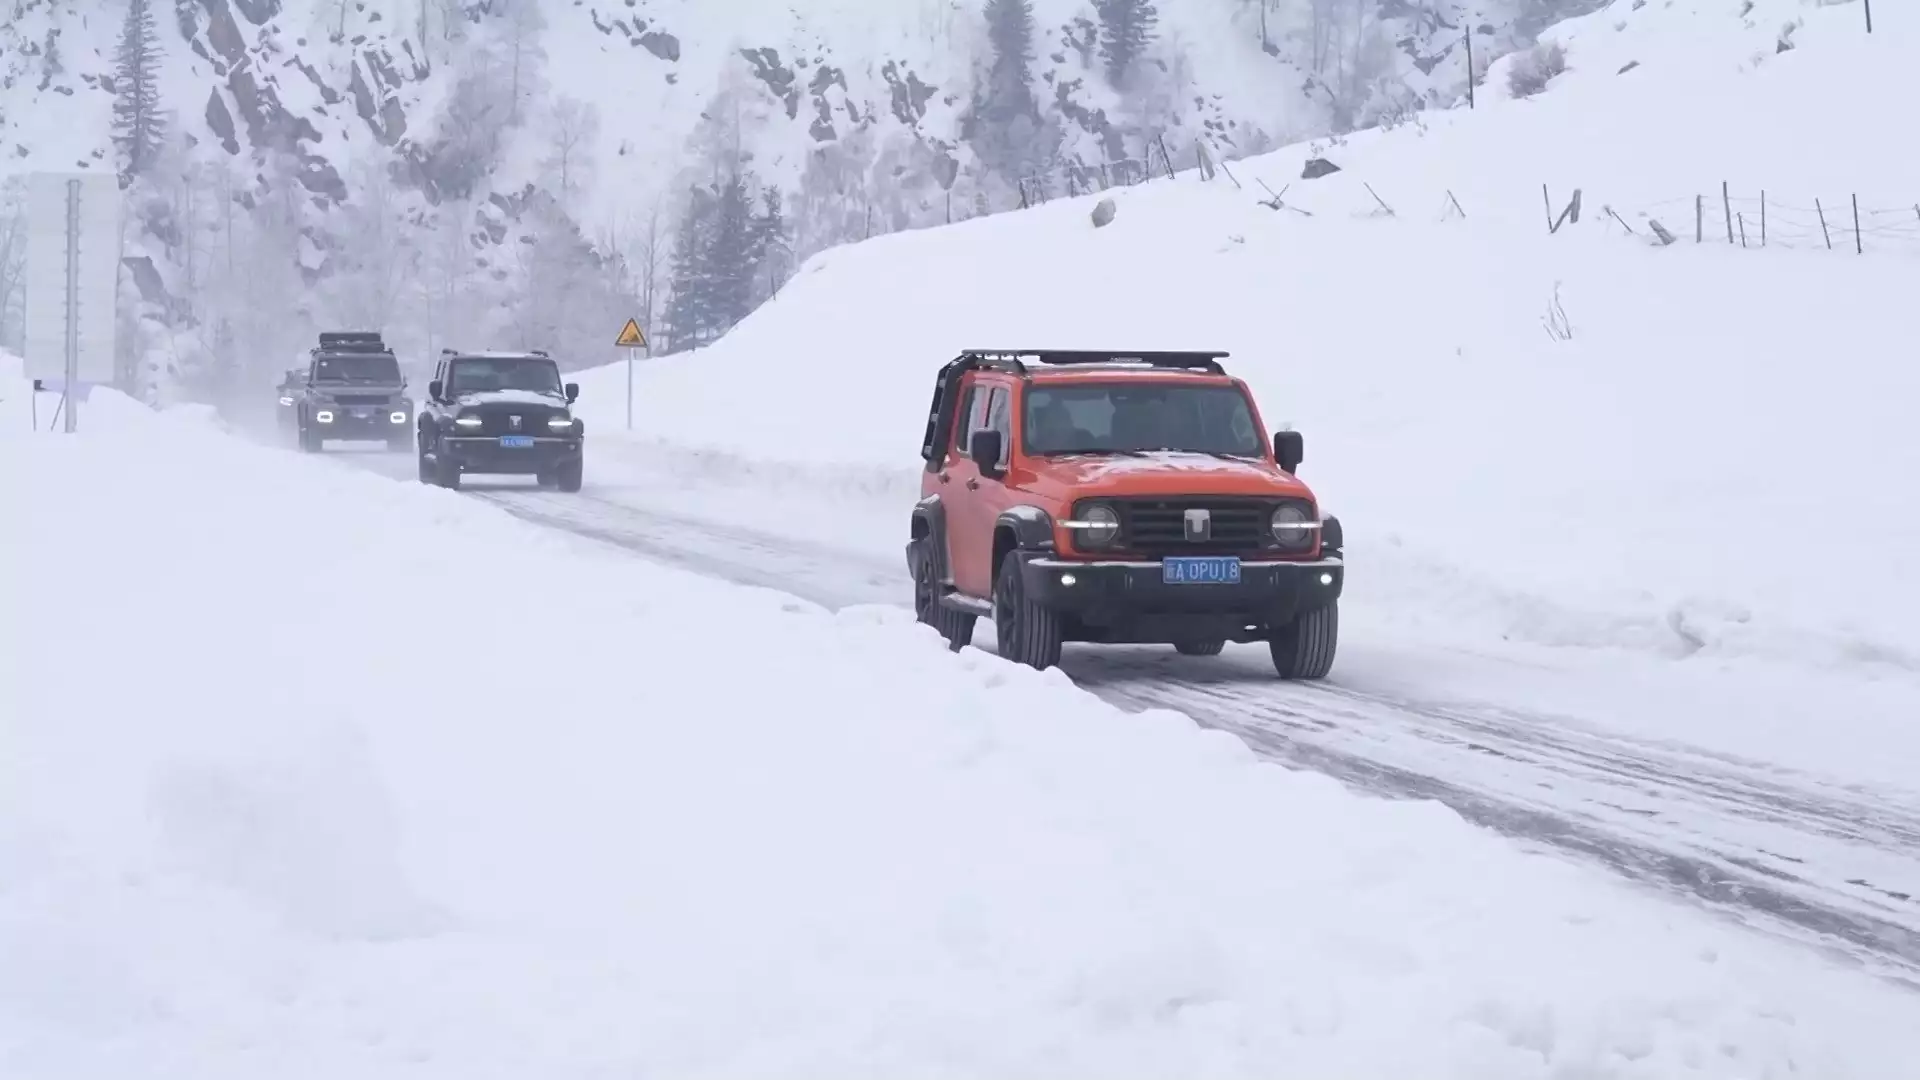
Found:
[1851,193,1862,253]
[1722,181,1733,243]
[1863,0,1872,32]
[1157,134,1177,181]
[1737,213,1747,248]
[1816,198,1831,249]
[1760,190,1766,246]
[1695,194,1704,242]
[1543,184,1554,233]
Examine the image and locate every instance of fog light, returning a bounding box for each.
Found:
[316,410,334,423]
[1059,573,1077,587]
[1319,573,1334,585]
[390,411,407,423]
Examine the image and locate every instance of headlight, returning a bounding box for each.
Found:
[315,410,334,423]
[454,415,483,429]
[278,396,293,406]
[390,411,408,423]
[1066,502,1121,547]
[1270,503,1317,549]
[546,416,574,431]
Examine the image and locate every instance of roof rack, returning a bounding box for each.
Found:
[956,349,1229,376]
[316,331,390,354]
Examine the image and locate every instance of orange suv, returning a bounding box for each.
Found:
[907,349,1344,678]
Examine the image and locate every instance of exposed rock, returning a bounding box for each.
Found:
[1091,198,1117,228]
[1301,157,1341,179]
[205,90,239,154]
[742,48,799,119]
[639,32,680,61]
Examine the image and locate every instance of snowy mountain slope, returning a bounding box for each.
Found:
[0,0,1599,397]
[8,360,1920,1078]
[562,0,1920,675]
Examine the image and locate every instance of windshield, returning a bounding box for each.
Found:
[1023,382,1266,457]
[445,356,564,396]
[312,353,401,384]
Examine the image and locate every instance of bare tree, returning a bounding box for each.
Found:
[543,96,600,201]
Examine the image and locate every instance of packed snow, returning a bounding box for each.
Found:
[7,360,1920,1078]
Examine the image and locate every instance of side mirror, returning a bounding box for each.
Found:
[969,429,1005,478]
[564,382,579,403]
[428,379,443,401]
[1274,430,1304,473]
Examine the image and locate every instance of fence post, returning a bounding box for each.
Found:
[1760,190,1767,246]
[1737,213,1747,248]
[1543,184,1554,233]
[1816,198,1831,249]
[1156,134,1177,181]
[1851,193,1862,253]
[1695,194,1704,242]
[1722,181,1733,243]
[1863,0,1872,32]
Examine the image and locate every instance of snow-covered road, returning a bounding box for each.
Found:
[339,449,1920,981]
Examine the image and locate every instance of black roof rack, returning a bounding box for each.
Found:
[316,331,390,354]
[956,349,1229,375]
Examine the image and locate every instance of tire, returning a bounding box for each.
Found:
[1270,602,1338,680]
[910,542,976,651]
[555,458,583,493]
[993,554,1062,671]
[1174,639,1227,657]
[434,450,462,490]
[298,424,321,453]
[416,451,433,484]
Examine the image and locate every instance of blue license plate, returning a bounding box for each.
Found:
[498,435,534,448]
[1162,556,1241,585]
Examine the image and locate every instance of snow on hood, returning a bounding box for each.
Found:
[452,388,568,409]
[1037,451,1304,497]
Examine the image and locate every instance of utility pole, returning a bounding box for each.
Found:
[62,178,79,432]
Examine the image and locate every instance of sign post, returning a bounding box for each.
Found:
[24,171,119,432]
[615,317,648,431]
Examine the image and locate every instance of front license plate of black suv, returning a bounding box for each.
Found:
[499,435,534,448]
[1163,556,1241,585]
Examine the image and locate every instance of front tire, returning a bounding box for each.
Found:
[555,458,583,493]
[1174,640,1227,657]
[994,555,1062,671]
[434,450,462,490]
[1270,602,1338,680]
[910,542,976,651]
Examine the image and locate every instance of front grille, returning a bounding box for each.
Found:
[466,404,561,436]
[1101,497,1313,556]
[332,393,395,406]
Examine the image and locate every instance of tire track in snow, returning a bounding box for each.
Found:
[359,465,1920,981]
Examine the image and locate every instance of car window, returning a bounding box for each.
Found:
[1023,382,1264,457]
[953,383,989,458]
[984,386,1011,468]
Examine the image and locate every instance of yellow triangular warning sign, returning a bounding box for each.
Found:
[615,318,648,348]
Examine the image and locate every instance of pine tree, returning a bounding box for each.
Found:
[752,186,790,299]
[1095,0,1160,86]
[662,186,716,352]
[704,173,758,333]
[969,0,1052,183]
[112,0,168,185]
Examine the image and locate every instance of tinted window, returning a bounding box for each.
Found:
[312,354,400,383]
[445,355,564,395]
[1023,382,1264,457]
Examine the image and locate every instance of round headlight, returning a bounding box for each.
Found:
[1270,503,1315,548]
[1079,503,1120,547]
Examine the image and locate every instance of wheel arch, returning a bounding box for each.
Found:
[991,505,1055,586]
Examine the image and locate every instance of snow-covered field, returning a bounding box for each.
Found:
[7,361,1920,1079]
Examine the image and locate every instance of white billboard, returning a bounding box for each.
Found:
[23,171,121,385]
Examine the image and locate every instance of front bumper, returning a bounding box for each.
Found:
[314,410,410,438]
[1017,552,1344,644]
[440,435,582,475]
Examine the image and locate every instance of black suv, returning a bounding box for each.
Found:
[417,349,584,491]
[290,332,414,452]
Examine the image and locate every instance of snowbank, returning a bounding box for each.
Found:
[573,0,1920,673]
[7,380,1920,1077]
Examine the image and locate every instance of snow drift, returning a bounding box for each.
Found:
[6,367,1920,1077]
